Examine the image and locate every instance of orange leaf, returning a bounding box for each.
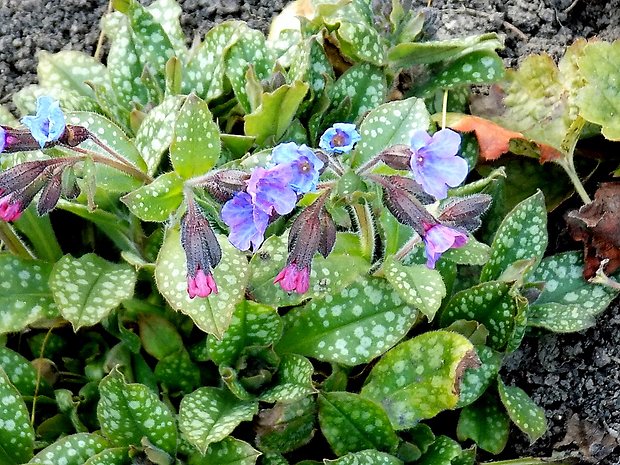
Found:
[538,143,563,163]
[448,115,524,161]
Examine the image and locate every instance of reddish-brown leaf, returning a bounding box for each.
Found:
[448,115,524,161]
[566,182,620,279]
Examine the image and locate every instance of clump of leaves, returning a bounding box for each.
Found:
[0,1,617,464]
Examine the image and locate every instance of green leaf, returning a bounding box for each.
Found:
[171,94,221,178]
[527,251,618,332]
[481,190,547,282]
[442,235,491,266]
[0,346,51,397]
[456,345,502,408]
[179,387,258,453]
[0,255,58,334]
[190,437,260,465]
[248,232,368,308]
[36,50,108,98]
[255,396,316,453]
[121,172,184,222]
[416,436,461,465]
[29,434,108,464]
[102,12,149,111]
[576,40,620,140]
[135,95,184,175]
[155,349,201,394]
[14,85,100,116]
[124,0,175,89]
[49,254,137,331]
[388,33,503,67]
[0,368,34,464]
[351,97,430,168]
[183,21,242,100]
[275,276,419,366]
[498,378,547,442]
[382,256,446,322]
[418,51,504,96]
[457,394,509,454]
[245,81,309,146]
[155,227,249,338]
[13,206,62,262]
[325,450,402,465]
[208,301,282,366]
[440,281,518,351]
[146,0,186,59]
[328,63,386,125]
[83,447,131,465]
[288,35,334,96]
[138,313,184,360]
[97,367,177,453]
[360,331,477,429]
[226,26,275,113]
[260,354,317,403]
[318,392,398,456]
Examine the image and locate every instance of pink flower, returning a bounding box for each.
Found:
[423,223,468,269]
[274,263,310,294]
[0,195,23,222]
[187,267,218,299]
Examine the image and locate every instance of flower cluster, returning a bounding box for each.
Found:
[221,142,324,251]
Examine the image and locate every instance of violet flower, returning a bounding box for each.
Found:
[274,263,311,294]
[271,142,324,194]
[0,194,23,222]
[246,164,298,215]
[422,223,468,269]
[21,96,66,148]
[221,191,271,252]
[409,128,468,200]
[0,127,5,153]
[319,123,361,154]
[181,199,222,299]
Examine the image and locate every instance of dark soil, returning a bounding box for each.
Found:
[1,0,620,463]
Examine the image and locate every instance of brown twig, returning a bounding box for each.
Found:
[94,0,114,61]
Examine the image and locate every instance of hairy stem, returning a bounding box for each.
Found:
[70,147,154,184]
[0,222,35,259]
[557,157,591,204]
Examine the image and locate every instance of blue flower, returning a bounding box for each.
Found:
[21,96,66,148]
[422,223,468,269]
[0,127,6,153]
[271,142,324,194]
[221,191,271,251]
[409,128,468,200]
[319,123,361,154]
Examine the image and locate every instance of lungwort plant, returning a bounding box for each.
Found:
[0,0,618,464]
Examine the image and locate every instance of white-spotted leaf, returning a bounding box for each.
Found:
[498,379,547,442]
[37,50,108,98]
[260,354,317,403]
[0,255,58,334]
[155,228,249,338]
[155,349,201,394]
[481,191,547,282]
[121,172,184,222]
[318,392,399,456]
[457,394,510,454]
[135,95,184,174]
[83,447,131,465]
[179,387,258,453]
[183,21,243,100]
[440,281,517,350]
[275,276,418,366]
[383,256,446,321]
[29,433,109,465]
[0,346,51,397]
[416,435,462,465]
[170,94,221,178]
[443,235,491,266]
[97,368,177,453]
[325,450,402,465]
[207,301,282,366]
[328,63,386,125]
[49,254,137,331]
[456,345,502,408]
[351,97,431,168]
[146,0,187,59]
[193,437,260,465]
[0,368,34,464]
[528,252,618,332]
[360,331,476,429]
[255,396,316,453]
